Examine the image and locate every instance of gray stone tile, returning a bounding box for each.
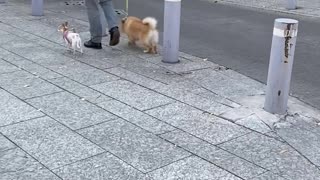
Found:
[276,125,320,167]
[54,152,147,180]
[0,59,20,74]
[185,69,265,99]
[0,30,19,44]
[47,60,120,86]
[98,100,176,135]
[0,135,15,152]
[156,57,218,74]
[64,49,122,70]
[1,39,40,52]
[105,67,165,89]
[160,130,267,179]
[10,60,63,80]
[147,156,241,180]
[67,68,120,86]
[146,102,250,145]
[219,132,320,180]
[0,71,62,99]
[49,77,112,104]
[0,148,60,180]
[220,107,255,121]
[27,91,116,130]
[78,119,190,173]
[154,85,232,115]
[101,54,147,69]
[91,80,174,111]
[236,114,271,134]
[0,89,44,127]
[122,58,186,84]
[220,69,266,89]
[251,171,288,180]
[197,91,241,108]
[0,116,104,169]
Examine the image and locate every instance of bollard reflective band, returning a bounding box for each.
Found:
[273,27,298,38]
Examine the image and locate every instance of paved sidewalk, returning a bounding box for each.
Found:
[1,1,320,180]
[212,0,320,18]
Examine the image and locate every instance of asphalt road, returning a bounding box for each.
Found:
[113,0,320,109]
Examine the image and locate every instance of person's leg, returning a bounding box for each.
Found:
[99,0,120,46]
[84,0,103,48]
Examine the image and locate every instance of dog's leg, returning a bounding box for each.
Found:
[128,36,135,46]
[142,42,151,53]
[153,45,158,54]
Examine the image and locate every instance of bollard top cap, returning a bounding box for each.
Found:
[275,18,298,24]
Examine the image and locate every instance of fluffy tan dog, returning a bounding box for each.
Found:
[120,16,159,54]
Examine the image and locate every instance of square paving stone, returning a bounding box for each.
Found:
[160,130,266,179]
[146,102,250,145]
[185,69,265,99]
[251,171,288,180]
[0,59,20,74]
[123,59,186,84]
[154,84,232,115]
[27,91,116,130]
[91,80,174,111]
[0,70,62,99]
[0,89,44,127]
[156,57,218,74]
[65,68,120,86]
[98,100,176,135]
[277,126,320,167]
[105,67,165,90]
[0,148,60,180]
[49,77,112,104]
[0,30,19,44]
[0,116,104,169]
[197,91,241,108]
[11,60,63,80]
[0,135,15,152]
[236,114,271,134]
[54,152,147,180]
[218,132,320,180]
[66,50,121,70]
[147,156,241,180]
[78,119,190,173]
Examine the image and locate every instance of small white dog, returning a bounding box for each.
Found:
[58,22,83,54]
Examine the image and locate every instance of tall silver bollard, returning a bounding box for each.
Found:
[286,0,297,10]
[264,18,298,115]
[32,0,43,16]
[162,0,181,63]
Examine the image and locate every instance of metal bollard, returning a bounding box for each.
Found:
[286,0,297,10]
[162,0,181,64]
[32,0,43,16]
[264,18,298,115]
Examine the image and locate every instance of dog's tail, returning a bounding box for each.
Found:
[142,17,157,29]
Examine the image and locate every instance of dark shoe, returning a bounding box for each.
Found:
[84,40,102,49]
[109,27,120,46]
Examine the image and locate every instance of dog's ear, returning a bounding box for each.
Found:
[121,17,127,23]
[64,22,68,27]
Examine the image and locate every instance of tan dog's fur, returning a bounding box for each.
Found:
[120,16,159,54]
